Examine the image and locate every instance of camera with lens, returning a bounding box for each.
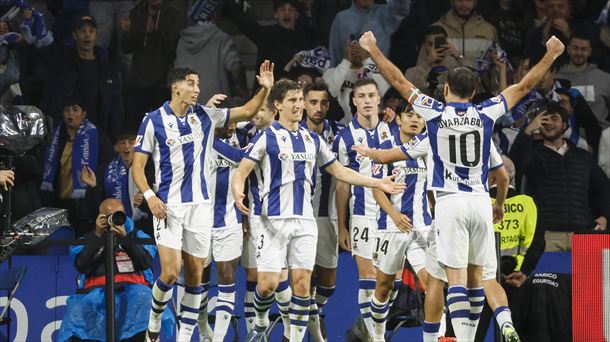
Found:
[500,255,518,276]
[107,211,126,226]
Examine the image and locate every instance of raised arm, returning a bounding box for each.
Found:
[228,60,274,124]
[359,31,417,102]
[501,36,565,110]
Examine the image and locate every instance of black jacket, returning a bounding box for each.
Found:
[74,228,153,292]
[38,45,124,140]
[510,133,610,233]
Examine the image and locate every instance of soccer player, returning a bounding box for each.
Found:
[366,105,431,341]
[356,138,515,342]
[333,77,394,338]
[358,30,564,341]
[196,122,247,342]
[231,79,404,342]
[300,82,345,340]
[132,61,274,342]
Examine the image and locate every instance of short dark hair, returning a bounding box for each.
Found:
[544,102,570,124]
[446,67,478,99]
[568,30,593,45]
[273,0,298,11]
[353,78,379,93]
[424,25,447,38]
[555,88,576,107]
[167,67,199,91]
[115,132,136,143]
[62,97,86,112]
[268,78,303,109]
[303,82,329,97]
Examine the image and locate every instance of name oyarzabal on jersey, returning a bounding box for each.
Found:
[134,101,230,204]
[411,93,508,194]
[245,121,336,219]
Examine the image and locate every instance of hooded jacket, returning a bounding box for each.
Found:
[174,22,243,105]
[329,0,411,66]
[557,63,610,128]
[434,9,497,66]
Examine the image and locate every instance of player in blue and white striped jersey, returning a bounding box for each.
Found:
[196,122,246,342]
[231,79,404,342]
[332,78,394,338]
[132,62,274,342]
[360,30,564,342]
[300,82,345,340]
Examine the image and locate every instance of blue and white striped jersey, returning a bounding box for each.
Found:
[378,132,432,232]
[134,101,229,204]
[333,117,393,218]
[411,93,508,194]
[245,121,337,219]
[300,119,345,219]
[210,138,245,228]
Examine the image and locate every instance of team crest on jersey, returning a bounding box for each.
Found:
[189,115,199,125]
[418,96,434,108]
[372,251,379,262]
[371,163,383,175]
[304,134,311,142]
[135,135,143,147]
[381,131,388,140]
[327,135,334,144]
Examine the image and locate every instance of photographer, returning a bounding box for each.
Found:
[58,198,173,341]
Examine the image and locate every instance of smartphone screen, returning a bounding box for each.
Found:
[434,36,446,50]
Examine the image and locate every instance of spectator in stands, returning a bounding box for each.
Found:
[510,103,610,252]
[175,8,249,107]
[524,0,595,65]
[555,87,602,155]
[89,0,132,51]
[434,0,497,67]
[479,0,533,58]
[58,198,174,342]
[600,126,610,178]
[328,0,410,67]
[406,25,461,97]
[323,39,389,123]
[38,14,124,139]
[40,98,113,237]
[120,0,185,131]
[224,0,313,90]
[557,33,610,129]
[296,0,347,47]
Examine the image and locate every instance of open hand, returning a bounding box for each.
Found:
[492,202,504,223]
[147,196,167,220]
[351,144,372,158]
[391,212,412,232]
[79,166,96,187]
[256,60,275,90]
[377,175,406,195]
[0,170,14,191]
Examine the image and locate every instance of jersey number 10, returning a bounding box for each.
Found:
[448,131,481,167]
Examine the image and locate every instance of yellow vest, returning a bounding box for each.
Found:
[491,194,538,271]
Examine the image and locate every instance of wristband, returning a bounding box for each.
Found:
[144,189,155,201]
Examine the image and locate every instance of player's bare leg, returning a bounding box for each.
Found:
[423,275,445,342]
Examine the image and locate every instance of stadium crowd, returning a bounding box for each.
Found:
[0,0,609,341]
